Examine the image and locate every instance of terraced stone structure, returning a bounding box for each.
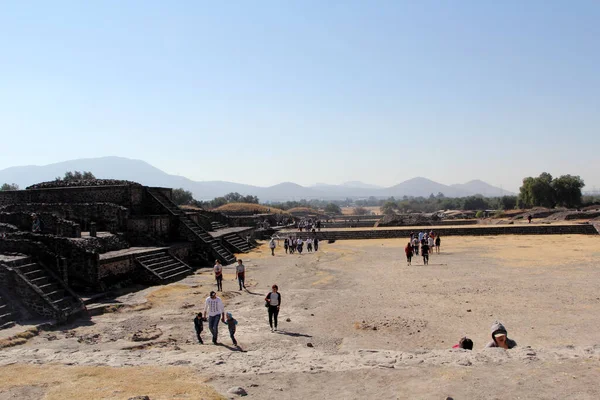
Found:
[0,179,255,329]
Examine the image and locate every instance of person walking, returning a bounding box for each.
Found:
[214,260,223,292]
[421,240,430,265]
[283,238,289,254]
[265,284,281,332]
[428,235,435,254]
[306,238,313,252]
[313,237,319,252]
[297,237,304,254]
[412,237,419,256]
[405,241,414,266]
[193,312,204,344]
[204,291,225,344]
[235,259,246,291]
[225,312,238,346]
[269,238,277,256]
[435,236,441,254]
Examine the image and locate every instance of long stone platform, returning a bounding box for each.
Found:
[280,223,599,240]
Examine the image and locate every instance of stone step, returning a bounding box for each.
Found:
[45,290,66,301]
[0,312,14,325]
[153,261,185,275]
[0,321,15,330]
[38,282,61,293]
[16,263,41,274]
[141,256,173,267]
[136,252,169,261]
[157,265,190,278]
[30,275,51,286]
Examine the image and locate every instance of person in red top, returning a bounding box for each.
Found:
[404,242,414,266]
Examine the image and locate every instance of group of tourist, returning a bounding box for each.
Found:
[453,321,517,350]
[297,218,321,232]
[282,236,319,254]
[195,258,282,345]
[405,230,441,266]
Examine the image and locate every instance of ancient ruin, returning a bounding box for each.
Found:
[0,179,258,330]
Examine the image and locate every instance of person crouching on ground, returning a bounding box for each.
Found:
[226,312,238,346]
[405,242,413,266]
[452,337,473,350]
[486,321,517,349]
[194,312,204,344]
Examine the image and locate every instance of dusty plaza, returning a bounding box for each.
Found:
[0,233,599,399]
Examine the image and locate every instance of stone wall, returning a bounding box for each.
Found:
[1,234,102,288]
[1,203,129,232]
[287,224,599,241]
[127,215,172,245]
[0,211,81,238]
[0,185,145,209]
[98,255,135,285]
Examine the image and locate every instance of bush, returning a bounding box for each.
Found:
[475,210,484,218]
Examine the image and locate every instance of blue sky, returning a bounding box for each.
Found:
[1,0,599,191]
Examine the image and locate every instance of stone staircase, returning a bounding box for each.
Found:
[135,250,193,282]
[13,257,85,318]
[0,294,15,330]
[211,221,228,231]
[223,233,255,253]
[147,189,236,264]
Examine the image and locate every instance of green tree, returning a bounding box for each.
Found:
[552,175,584,207]
[324,203,342,214]
[1,183,19,191]
[240,195,259,204]
[171,188,194,205]
[519,173,555,208]
[463,196,489,211]
[224,192,243,203]
[500,196,518,210]
[353,207,369,215]
[381,201,398,215]
[58,171,96,181]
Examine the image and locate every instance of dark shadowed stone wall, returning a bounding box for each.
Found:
[0,212,81,238]
[1,203,129,232]
[0,186,146,211]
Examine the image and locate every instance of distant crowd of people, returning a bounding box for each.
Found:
[404,230,441,266]
[297,218,322,232]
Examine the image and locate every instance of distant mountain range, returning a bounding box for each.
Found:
[0,157,515,201]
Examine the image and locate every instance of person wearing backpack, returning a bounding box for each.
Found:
[225,312,239,346]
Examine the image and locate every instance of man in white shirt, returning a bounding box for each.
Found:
[204,291,225,344]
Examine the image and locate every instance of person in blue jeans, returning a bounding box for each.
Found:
[204,291,225,344]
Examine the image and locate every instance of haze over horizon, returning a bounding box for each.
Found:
[1,1,599,191]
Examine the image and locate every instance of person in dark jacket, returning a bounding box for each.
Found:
[486,321,517,349]
[313,237,319,252]
[265,284,281,332]
[194,312,204,344]
[226,312,238,346]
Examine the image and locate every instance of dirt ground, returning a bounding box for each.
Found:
[1,235,599,399]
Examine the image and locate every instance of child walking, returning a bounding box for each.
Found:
[226,312,238,346]
[194,312,204,344]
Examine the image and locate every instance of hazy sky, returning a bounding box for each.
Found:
[1,1,599,192]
